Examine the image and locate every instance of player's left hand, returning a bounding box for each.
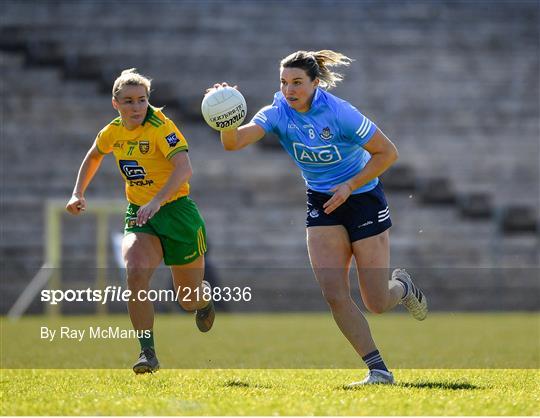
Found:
[136,199,161,226]
[205,82,238,94]
[323,182,353,214]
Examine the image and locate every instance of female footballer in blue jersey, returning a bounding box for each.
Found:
[208,50,428,386]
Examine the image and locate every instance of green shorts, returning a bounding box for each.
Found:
[124,197,207,265]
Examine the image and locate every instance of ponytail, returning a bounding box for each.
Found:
[280,50,352,89]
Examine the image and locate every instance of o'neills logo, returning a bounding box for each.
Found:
[211,105,246,129]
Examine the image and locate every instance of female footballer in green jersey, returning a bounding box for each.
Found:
[66,69,214,373]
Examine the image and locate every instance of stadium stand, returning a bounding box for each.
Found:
[1,0,538,313]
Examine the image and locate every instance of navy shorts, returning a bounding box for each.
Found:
[306,182,392,242]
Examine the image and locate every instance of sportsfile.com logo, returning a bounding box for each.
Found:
[293,142,342,165]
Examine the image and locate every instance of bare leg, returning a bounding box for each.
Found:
[307,226,377,357]
[352,230,403,314]
[170,254,207,312]
[122,232,163,331]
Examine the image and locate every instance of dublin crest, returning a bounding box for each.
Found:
[319,127,334,141]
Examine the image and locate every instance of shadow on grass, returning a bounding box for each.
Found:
[222,379,272,389]
[342,381,481,391]
[398,381,481,390]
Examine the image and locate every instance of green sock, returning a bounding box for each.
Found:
[138,330,154,350]
[198,298,213,312]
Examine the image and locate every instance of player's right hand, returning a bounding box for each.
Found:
[66,194,87,215]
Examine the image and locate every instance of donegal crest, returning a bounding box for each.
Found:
[139,140,150,154]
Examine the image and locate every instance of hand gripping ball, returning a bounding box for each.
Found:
[201,86,247,131]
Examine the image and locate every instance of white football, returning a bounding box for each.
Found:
[201,86,247,131]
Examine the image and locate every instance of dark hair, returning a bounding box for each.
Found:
[280,50,353,89]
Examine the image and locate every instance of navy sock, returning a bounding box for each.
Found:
[138,330,154,351]
[362,349,389,372]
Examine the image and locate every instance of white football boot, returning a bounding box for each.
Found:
[345,370,395,388]
[392,268,428,320]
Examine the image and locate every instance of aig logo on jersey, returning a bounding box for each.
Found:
[293,143,342,165]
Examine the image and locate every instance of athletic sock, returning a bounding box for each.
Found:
[362,349,389,372]
[394,277,409,299]
[138,330,154,351]
[198,298,213,312]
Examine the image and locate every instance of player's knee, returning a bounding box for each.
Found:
[124,252,151,269]
[125,261,152,290]
[364,299,388,314]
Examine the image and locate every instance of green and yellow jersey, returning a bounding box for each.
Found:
[96,106,189,206]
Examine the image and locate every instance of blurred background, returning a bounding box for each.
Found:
[1,0,539,316]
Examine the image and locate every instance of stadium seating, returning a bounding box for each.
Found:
[1,1,538,312]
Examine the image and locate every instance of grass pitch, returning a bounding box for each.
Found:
[2,369,539,415]
[1,312,539,415]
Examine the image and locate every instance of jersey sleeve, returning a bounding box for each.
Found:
[157,119,189,160]
[251,104,280,133]
[339,102,378,147]
[95,127,114,154]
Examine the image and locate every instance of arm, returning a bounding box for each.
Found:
[135,151,192,226]
[65,143,105,215]
[323,128,398,214]
[221,122,266,151]
[343,128,398,190]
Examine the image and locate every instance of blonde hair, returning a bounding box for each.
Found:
[112,68,152,98]
[280,50,353,89]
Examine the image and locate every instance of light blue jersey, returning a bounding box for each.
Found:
[251,88,378,194]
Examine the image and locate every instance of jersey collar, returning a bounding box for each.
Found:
[309,88,323,111]
[295,88,324,115]
[141,106,156,126]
